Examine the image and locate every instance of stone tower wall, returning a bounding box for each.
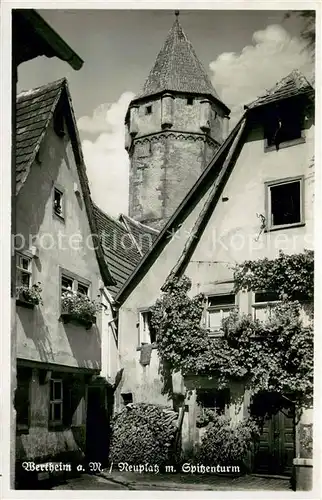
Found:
[127,94,227,229]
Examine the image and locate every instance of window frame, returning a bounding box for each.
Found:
[53,184,66,221]
[59,268,91,311]
[263,104,306,153]
[138,308,156,345]
[145,105,152,115]
[265,175,305,232]
[197,388,230,416]
[252,290,280,322]
[48,378,63,429]
[16,253,32,288]
[187,97,194,106]
[16,366,31,433]
[205,293,236,337]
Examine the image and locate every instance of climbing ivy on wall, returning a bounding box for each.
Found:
[150,251,314,412]
[233,249,314,299]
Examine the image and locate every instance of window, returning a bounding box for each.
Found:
[121,393,133,406]
[138,310,156,344]
[16,254,32,287]
[61,273,90,297]
[49,379,63,427]
[53,187,64,219]
[264,102,304,151]
[53,110,65,138]
[61,275,73,294]
[187,97,194,106]
[266,177,304,230]
[15,367,31,432]
[136,142,151,158]
[252,291,280,322]
[197,389,230,415]
[206,294,235,334]
[145,105,152,115]
[77,283,89,296]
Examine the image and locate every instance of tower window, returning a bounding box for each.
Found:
[145,105,152,115]
[187,97,194,106]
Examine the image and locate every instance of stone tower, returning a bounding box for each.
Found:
[125,13,230,230]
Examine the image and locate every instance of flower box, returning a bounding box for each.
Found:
[60,312,97,330]
[16,283,43,308]
[60,291,100,330]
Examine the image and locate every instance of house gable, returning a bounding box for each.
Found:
[116,70,314,306]
[16,78,115,288]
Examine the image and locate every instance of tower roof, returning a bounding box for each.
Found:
[132,14,229,113]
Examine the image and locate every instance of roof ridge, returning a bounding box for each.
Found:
[246,69,313,109]
[17,77,67,100]
[121,214,159,234]
[119,215,144,257]
[93,204,130,231]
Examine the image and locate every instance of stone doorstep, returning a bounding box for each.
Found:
[293,458,313,467]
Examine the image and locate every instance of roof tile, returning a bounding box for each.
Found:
[16,78,66,193]
[246,70,314,109]
[93,205,159,296]
[134,17,228,111]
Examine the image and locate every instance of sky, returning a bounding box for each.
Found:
[17,9,314,218]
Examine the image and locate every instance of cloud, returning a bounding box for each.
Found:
[210,24,313,127]
[78,92,135,217]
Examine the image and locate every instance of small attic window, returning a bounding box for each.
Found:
[53,187,65,219]
[187,97,194,106]
[54,110,65,138]
[145,105,152,115]
[264,102,304,152]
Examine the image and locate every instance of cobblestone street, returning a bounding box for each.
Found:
[51,471,292,491]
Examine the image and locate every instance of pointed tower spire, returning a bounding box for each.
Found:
[125,16,230,230]
[133,14,229,113]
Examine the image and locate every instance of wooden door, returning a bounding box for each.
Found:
[86,385,111,466]
[253,397,295,476]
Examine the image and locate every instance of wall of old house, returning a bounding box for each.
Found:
[16,368,87,461]
[187,121,314,297]
[119,113,314,454]
[118,197,206,405]
[100,289,120,385]
[15,117,103,465]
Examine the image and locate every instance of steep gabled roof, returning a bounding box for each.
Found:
[132,16,229,113]
[120,214,159,256]
[93,205,143,296]
[16,78,115,287]
[116,69,315,305]
[16,79,65,194]
[245,69,314,110]
[93,207,159,296]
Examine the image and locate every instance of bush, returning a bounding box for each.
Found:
[109,403,177,469]
[196,414,260,470]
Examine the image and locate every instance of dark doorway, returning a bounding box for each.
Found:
[252,393,295,476]
[86,381,113,467]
